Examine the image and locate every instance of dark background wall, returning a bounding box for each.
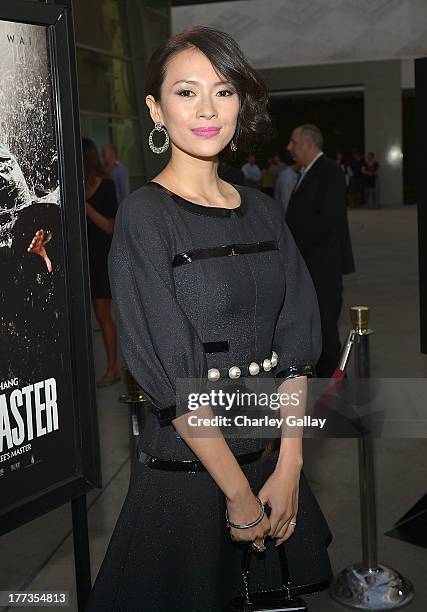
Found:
[403,90,416,205]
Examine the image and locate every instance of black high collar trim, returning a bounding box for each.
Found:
[146,180,248,218]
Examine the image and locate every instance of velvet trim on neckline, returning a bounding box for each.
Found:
[146,180,248,218]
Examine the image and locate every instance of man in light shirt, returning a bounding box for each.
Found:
[274,150,300,214]
[103,143,131,204]
[241,154,261,188]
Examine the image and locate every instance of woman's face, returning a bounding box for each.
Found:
[146,47,240,159]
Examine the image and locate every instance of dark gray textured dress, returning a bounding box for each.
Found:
[85,181,333,612]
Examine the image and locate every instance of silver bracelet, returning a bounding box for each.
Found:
[225,496,265,529]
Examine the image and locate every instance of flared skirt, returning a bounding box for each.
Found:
[85,446,332,612]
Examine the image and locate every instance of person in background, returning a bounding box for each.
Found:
[83,138,120,388]
[272,153,286,175]
[335,151,353,193]
[260,157,276,196]
[218,158,246,186]
[241,153,261,188]
[286,124,355,378]
[362,152,380,209]
[274,150,300,215]
[102,143,131,204]
[348,148,364,208]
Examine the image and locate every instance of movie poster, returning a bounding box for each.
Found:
[0,19,78,512]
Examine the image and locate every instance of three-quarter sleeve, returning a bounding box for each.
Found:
[108,192,208,425]
[272,217,322,381]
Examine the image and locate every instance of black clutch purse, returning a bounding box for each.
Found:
[228,542,308,612]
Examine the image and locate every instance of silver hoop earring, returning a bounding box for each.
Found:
[230,140,237,152]
[149,122,169,154]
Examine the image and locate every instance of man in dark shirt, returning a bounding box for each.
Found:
[362,152,380,209]
[348,148,364,208]
[286,124,355,378]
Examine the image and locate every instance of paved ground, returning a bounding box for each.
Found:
[1,206,426,612]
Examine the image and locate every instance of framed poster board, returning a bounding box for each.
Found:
[415,58,427,353]
[0,0,101,534]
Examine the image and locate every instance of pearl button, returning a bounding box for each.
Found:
[248,362,260,376]
[208,368,221,381]
[262,358,272,372]
[271,351,278,367]
[228,366,241,379]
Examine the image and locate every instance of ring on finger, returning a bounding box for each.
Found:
[251,540,266,553]
[289,521,297,526]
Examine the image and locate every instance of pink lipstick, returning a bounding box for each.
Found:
[191,127,221,138]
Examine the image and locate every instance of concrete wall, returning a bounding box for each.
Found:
[262,60,403,206]
[173,0,427,70]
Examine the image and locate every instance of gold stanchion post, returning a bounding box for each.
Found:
[329,306,414,609]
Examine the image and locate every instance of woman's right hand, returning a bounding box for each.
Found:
[226,490,271,547]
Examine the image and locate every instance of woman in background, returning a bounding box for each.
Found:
[82,137,120,387]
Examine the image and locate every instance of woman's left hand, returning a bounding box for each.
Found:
[258,460,302,546]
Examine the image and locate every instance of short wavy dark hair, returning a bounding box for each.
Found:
[144,26,272,152]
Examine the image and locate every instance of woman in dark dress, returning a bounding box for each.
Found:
[85,27,333,611]
[82,138,120,387]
